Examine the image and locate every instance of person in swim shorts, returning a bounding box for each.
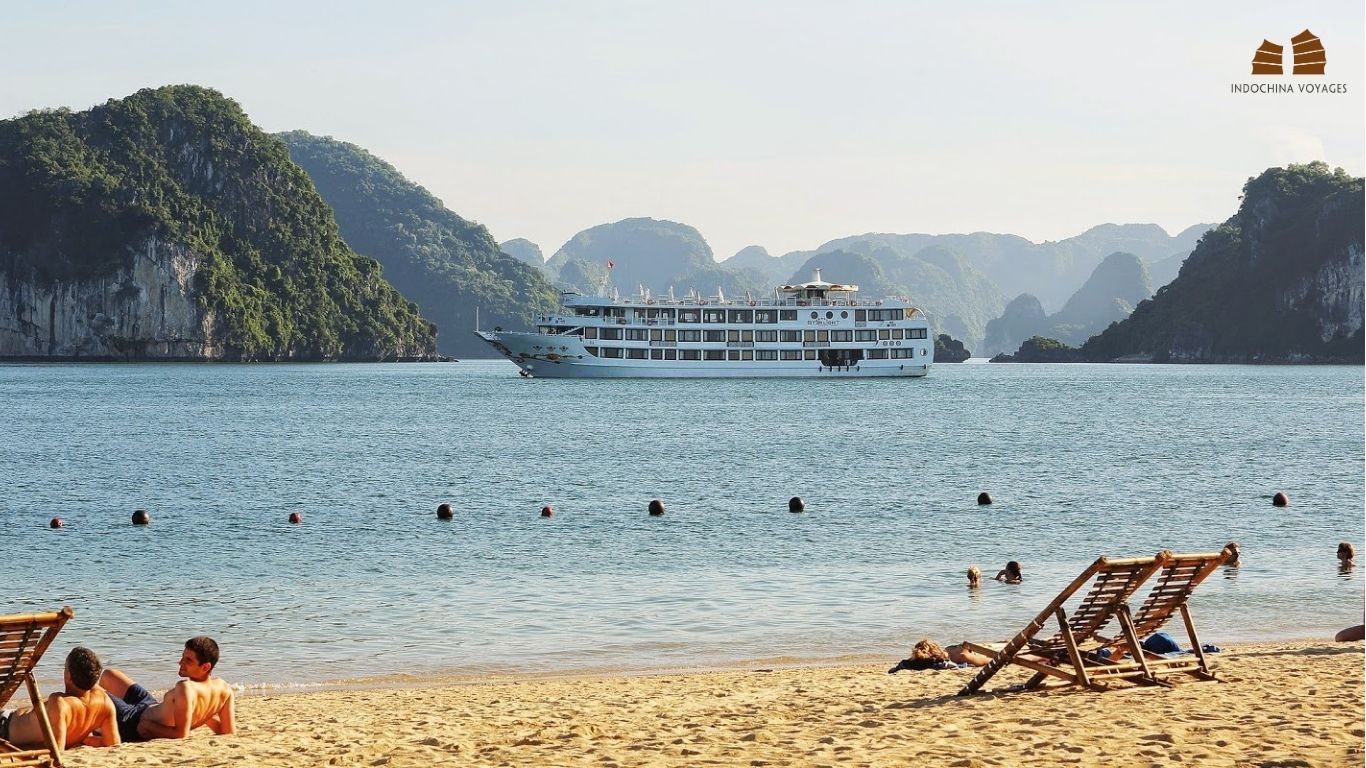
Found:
[101,636,235,742]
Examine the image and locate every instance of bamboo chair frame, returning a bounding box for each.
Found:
[958,551,1228,696]
[0,607,74,768]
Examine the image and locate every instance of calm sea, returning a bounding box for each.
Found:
[1,361,1362,690]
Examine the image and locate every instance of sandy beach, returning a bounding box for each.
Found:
[50,640,1362,768]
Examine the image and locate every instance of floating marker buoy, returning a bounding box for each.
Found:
[288,511,303,524]
[788,496,805,513]
[1272,491,1289,507]
[540,505,554,518]
[436,502,453,520]
[648,499,665,516]
[131,509,150,525]
[977,492,993,506]
[49,517,64,529]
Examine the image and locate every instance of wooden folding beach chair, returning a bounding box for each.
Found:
[957,553,1173,696]
[0,607,74,768]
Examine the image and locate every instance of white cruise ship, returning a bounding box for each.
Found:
[475,269,933,378]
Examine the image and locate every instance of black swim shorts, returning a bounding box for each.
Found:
[108,683,159,743]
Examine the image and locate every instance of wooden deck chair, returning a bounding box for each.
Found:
[0,607,74,768]
[958,553,1173,696]
[1092,548,1234,683]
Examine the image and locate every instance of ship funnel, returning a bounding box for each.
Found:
[813,268,823,282]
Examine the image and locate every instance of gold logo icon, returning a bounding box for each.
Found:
[1252,30,1326,75]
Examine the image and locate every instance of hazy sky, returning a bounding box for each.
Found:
[3,1,1362,261]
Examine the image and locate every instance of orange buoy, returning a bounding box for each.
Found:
[436,502,454,520]
[288,511,303,524]
[540,505,554,518]
[131,509,150,525]
[788,496,805,512]
[1272,491,1289,507]
[648,499,665,516]
[49,517,64,529]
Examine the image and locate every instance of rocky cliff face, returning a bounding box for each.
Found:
[1083,163,1363,363]
[0,86,437,361]
[0,238,221,359]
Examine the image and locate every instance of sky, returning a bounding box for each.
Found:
[2,1,1362,261]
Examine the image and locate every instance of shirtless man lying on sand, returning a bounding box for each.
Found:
[100,636,235,742]
[0,646,119,752]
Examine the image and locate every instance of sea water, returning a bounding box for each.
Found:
[1,361,1361,689]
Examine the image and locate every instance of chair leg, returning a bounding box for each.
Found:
[1179,603,1216,680]
[1116,604,1156,685]
[25,672,63,767]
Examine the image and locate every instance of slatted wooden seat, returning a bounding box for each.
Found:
[1091,549,1234,681]
[0,607,74,768]
[958,553,1171,695]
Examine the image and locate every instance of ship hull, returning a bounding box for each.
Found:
[476,331,929,379]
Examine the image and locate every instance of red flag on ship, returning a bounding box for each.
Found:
[607,260,615,269]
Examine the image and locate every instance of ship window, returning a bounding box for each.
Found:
[856,330,877,342]
[678,330,701,342]
[584,346,599,357]
[908,328,927,339]
[892,329,904,340]
[756,350,777,361]
[727,310,754,323]
[741,350,753,361]
[809,311,818,319]
[855,310,867,322]
[840,311,848,319]
[756,330,777,342]
[817,330,829,343]
[664,349,677,360]
[878,330,891,340]
[679,312,699,323]
[704,330,725,342]
[781,330,802,342]
[704,310,726,323]
[659,308,676,320]
[727,350,742,361]
[803,330,816,342]
[626,329,648,341]
[780,310,797,321]
[803,350,817,360]
[681,350,700,360]
[650,349,664,360]
[601,347,623,358]
[831,330,852,342]
[584,328,598,339]
[869,349,888,359]
[825,311,834,319]
[705,350,726,361]
[755,311,777,324]
[740,330,754,342]
[627,348,648,359]
[664,330,676,342]
[780,350,801,360]
[650,329,662,341]
[727,330,740,342]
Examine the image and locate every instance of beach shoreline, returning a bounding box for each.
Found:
[56,639,1363,768]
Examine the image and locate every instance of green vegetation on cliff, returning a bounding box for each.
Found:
[0,85,435,360]
[279,131,561,358]
[1083,163,1363,363]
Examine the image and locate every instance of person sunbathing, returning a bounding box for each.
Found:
[100,636,235,742]
[0,646,119,752]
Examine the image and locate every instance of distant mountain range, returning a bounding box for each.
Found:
[517,218,1210,352]
[2,85,1353,366]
